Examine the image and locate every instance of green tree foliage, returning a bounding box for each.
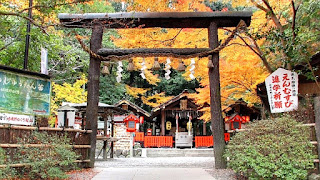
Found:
[244,0,320,74]
[225,116,315,179]
[0,0,117,83]
[99,65,128,105]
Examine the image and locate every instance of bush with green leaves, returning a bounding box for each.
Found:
[0,147,16,179]
[225,116,315,179]
[14,131,79,179]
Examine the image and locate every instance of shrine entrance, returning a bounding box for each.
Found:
[58,11,252,169]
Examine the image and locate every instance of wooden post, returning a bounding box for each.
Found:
[110,114,114,158]
[208,21,227,169]
[85,24,103,168]
[161,109,165,136]
[314,96,320,171]
[203,121,207,136]
[81,112,85,130]
[102,112,108,159]
[63,111,67,127]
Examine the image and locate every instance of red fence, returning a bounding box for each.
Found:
[195,133,230,148]
[134,132,145,142]
[144,136,173,148]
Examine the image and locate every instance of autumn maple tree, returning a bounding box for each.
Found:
[111,0,271,120]
[49,74,87,125]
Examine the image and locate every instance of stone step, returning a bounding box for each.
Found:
[143,148,214,157]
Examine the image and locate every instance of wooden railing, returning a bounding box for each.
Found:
[0,125,91,168]
[195,136,213,148]
[134,132,145,142]
[195,133,230,148]
[144,136,173,148]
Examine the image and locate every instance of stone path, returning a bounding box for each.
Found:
[93,157,236,180]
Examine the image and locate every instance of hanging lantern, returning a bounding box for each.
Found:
[101,62,110,75]
[207,55,214,68]
[127,58,135,72]
[177,59,186,72]
[152,57,161,70]
[139,116,144,124]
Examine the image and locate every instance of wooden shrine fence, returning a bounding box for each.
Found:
[0,125,91,168]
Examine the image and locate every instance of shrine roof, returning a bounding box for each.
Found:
[58,11,252,28]
[62,102,127,114]
[114,99,151,118]
[152,89,197,113]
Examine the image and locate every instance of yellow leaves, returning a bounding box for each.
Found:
[126,86,173,108]
[198,107,211,122]
[125,85,149,98]
[141,92,173,108]
[50,74,87,116]
[115,28,208,49]
[125,0,212,12]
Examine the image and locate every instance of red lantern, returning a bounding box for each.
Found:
[139,116,144,124]
[123,114,139,132]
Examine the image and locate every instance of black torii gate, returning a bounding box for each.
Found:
[59,11,252,168]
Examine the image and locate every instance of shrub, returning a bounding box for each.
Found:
[0,147,16,179]
[14,131,79,179]
[225,116,315,179]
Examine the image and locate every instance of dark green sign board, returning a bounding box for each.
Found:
[0,69,51,116]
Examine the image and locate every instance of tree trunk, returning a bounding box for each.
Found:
[208,21,227,169]
[86,24,103,168]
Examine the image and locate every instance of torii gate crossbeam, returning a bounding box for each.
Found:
[58,11,252,169]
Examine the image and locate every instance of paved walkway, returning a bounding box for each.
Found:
[92,168,214,180]
[92,157,236,180]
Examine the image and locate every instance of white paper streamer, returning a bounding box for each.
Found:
[140,59,147,79]
[189,58,195,80]
[165,58,171,80]
[116,61,123,83]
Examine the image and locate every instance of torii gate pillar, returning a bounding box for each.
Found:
[86,24,103,168]
[208,22,226,168]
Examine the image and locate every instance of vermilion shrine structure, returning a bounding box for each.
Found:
[59,11,252,168]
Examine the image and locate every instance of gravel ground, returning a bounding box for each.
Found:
[67,168,101,180]
[94,157,236,179]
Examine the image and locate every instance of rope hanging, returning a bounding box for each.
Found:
[75,19,246,61]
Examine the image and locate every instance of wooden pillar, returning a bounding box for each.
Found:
[161,109,165,136]
[102,112,109,159]
[85,24,103,168]
[261,104,267,119]
[203,121,207,135]
[314,96,320,170]
[110,113,114,158]
[208,21,227,169]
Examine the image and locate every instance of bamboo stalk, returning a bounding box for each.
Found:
[73,145,91,148]
[311,141,318,145]
[74,159,90,163]
[0,144,91,148]
[39,127,92,133]
[297,123,315,127]
[0,125,92,133]
[0,163,30,168]
[0,160,90,168]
